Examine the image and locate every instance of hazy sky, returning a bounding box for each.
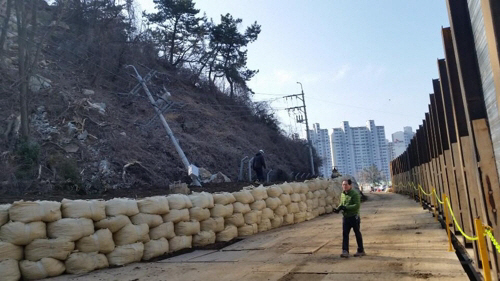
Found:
[137,0,450,140]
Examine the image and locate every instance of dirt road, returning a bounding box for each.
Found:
[48,193,468,281]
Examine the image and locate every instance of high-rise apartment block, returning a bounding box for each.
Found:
[309,123,333,177]
[331,120,390,180]
[388,127,415,160]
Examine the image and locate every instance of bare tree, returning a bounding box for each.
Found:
[0,0,13,60]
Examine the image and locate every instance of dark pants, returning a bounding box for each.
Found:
[342,215,364,253]
[254,167,264,182]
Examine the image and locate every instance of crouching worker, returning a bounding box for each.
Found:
[334,179,365,258]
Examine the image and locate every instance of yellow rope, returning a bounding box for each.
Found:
[419,184,432,196]
[433,189,444,204]
[445,197,478,241]
[485,229,500,254]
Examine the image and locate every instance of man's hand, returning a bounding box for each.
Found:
[333,206,346,213]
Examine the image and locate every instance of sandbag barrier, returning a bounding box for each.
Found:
[0,178,343,281]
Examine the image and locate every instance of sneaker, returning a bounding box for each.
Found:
[354,251,366,257]
[340,251,349,258]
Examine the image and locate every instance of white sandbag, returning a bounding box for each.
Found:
[261,208,274,220]
[162,209,190,223]
[20,257,65,280]
[61,199,106,221]
[0,221,46,245]
[237,224,254,237]
[250,200,266,211]
[95,215,131,233]
[287,203,300,214]
[306,191,314,199]
[306,199,314,212]
[169,236,192,252]
[167,194,192,210]
[290,193,301,203]
[283,214,294,225]
[325,196,334,205]
[318,206,326,215]
[200,217,224,233]
[306,212,315,221]
[149,222,175,240]
[252,223,259,234]
[280,182,293,194]
[76,228,115,254]
[9,201,61,223]
[319,190,327,197]
[225,213,245,227]
[65,252,108,274]
[233,202,251,214]
[0,241,23,261]
[250,186,268,200]
[232,190,255,204]
[312,209,320,218]
[300,194,307,202]
[25,238,74,261]
[306,180,318,191]
[258,218,271,232]
[175,220,200,236]
[47,218,94,241]
[290,182,301,194]
[312,198,319,209]
[143,238,169,260]
[319,198,326,207]
[213,193,236,205]
[267,185,283,197]
[137,196,169,214]
[265,197,281,210]
[0,259,20,281]
[106,243,144,266]
[244,210,262,225]
[279,194,291,205]
[193,231,216,247]
[189,207,211,221]
[216,225,238,242]
[299,183,310,194]
[210,204,233,218]
[274,205,288,217]
[298,202,307,212]
[189,192,214,209]
[271,215,283,228]
[0,204,10,226]
[313,191,321,198]
[325,205,334,214]
[105,198,139,217]
[294,212,306,223]
[113,223,149,246]
[131,213,163,228]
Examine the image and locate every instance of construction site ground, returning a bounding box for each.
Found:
[48,193,469,281]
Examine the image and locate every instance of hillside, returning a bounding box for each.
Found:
[0,0,319,198]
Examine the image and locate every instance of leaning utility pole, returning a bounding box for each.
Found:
[127,65,201,186]
[284,82,315,175]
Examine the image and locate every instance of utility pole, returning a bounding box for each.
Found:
[284,82,315,175]
[127,65,201,186]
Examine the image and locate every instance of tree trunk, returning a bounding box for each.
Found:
[169,17,179,66]
[15,0,29,139]
[0,0,12,59]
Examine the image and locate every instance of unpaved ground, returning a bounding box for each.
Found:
[47,193,469,281]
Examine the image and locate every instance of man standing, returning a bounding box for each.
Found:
[252,150,266,182]
[334,179,365,258]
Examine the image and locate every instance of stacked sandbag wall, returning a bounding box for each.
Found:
[0,178,341,280]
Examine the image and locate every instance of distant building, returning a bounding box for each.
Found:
[331,120,390,181]
[308,123,333,177]
[388,127,415,160]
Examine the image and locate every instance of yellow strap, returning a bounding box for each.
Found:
[485,229,500,254]
[433,189,444,204]
[418,184,432,196]
[445,197,478,241]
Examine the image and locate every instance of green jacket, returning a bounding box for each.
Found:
[340,189,361,218]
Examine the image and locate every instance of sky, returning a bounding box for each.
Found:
[137,0,450,140]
